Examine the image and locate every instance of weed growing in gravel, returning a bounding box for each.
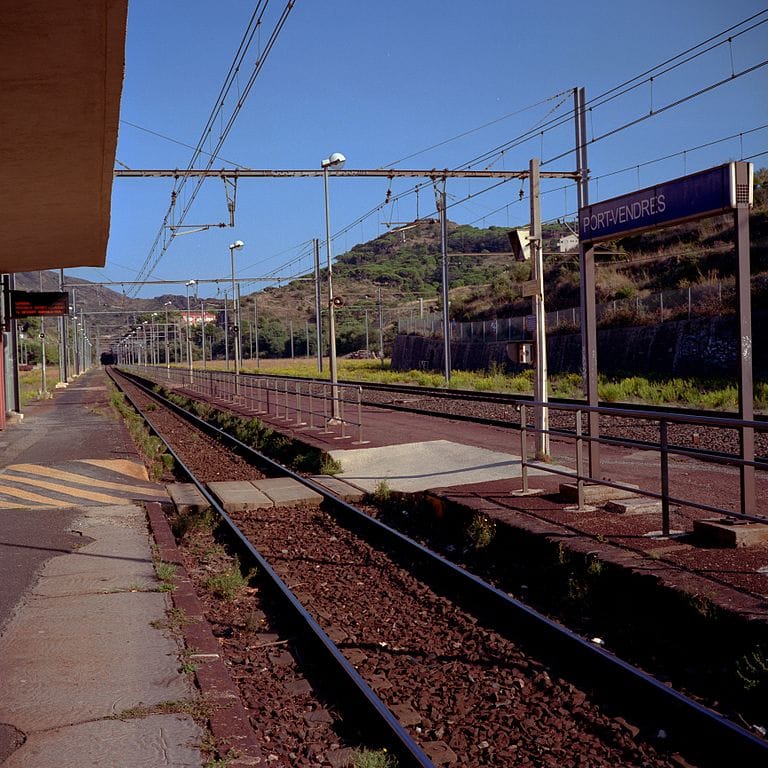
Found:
[372,480,392,503]
[353,748,398,768]
[205,563,254,600]
[464,512,496,551]
[150,606,193,634]
[154,560,177,591]
[172,507,216,540]
[736,644,768,693]
[319,454,343,475]
[113,697,215,722]
[107,385,175,480]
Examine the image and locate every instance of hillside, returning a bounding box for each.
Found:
[15,167,768,360]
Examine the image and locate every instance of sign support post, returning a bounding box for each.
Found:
[579,161,755,517]
[735,163,755,515]
[529,159,549,458]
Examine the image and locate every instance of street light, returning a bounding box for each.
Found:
[321,151,345,421]
[185,280,196,383]
[229,240,245,389]
[163,301,172,371]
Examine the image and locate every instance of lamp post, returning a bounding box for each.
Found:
[229,240,244,389]
[163,301,172,371]
[151,313,158,365]
[185,280,195,383]
[322,151,345,421]
[38,271,48,396]
[200,296,207,369]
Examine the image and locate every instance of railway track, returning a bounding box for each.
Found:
[109,367,768,767]
[222,371,768,462]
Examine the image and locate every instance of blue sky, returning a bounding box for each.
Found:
[71,0,768,299]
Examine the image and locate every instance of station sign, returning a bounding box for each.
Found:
[8,290,69,319]
[579,162,753,243]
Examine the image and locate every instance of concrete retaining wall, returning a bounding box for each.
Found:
[391,311,768,378]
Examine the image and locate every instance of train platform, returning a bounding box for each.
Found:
[3,366,768,765]
[176,374,768,628]
[0,370,204,767]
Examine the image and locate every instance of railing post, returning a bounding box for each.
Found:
[520,404,528,494]
[308,385,316,430]
[321,382,332,433]
[295,382,306,426]
[354,385,367,444]
[575,409,585,510]
[660,419,670,536]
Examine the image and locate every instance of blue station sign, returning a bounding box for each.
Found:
[579,162,751,243]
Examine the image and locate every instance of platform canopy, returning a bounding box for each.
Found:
[0,0,128,272]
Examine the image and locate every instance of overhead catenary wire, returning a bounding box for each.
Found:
[129,1,297,295]
[125,9,766,295]
[309,11,768,265]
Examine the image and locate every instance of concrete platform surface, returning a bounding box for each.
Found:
[0,501,195,728]
[309,475,366,503]
[330,439,566,493]
[2,714,202,768]
[167,482,211,513]
[693,518,768,548]
[0,370,203,766]
[252,477,324,507]
[207,480,274,511]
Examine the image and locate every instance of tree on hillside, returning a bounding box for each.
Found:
[755,167,768,209]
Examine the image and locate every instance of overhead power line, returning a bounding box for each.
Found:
[129,1,297,296]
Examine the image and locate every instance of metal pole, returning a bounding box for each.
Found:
[314,238,323,373]
[39,272,47,395]
[59,269,68,383]
[254,300,260,369]
[229,242,242,389]
[574,85,600,477]
[185,281,194,383]
[530,158,549,458]
[378,286,384,365]
[201,298,207,369]
[365,308,369,353]
[439,182,451,385]
[289,319,294,359]
[223,292,229,369]
[164,303,171,370]
[324,165,340,421]
[734,179,755,515]
[72,288,79,375]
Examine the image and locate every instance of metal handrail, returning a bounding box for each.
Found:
[518,400,766,534]
[123,364,367,444]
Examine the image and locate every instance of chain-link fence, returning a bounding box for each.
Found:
[398,281,732,341]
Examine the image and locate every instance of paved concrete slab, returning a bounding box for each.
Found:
[0,590,190,731]
[329,439,563,493]
[252,477,323,507]
[605,496,665,515]
[693,518,768,548]
[31,504,157,597]
[2,714,202,768]
[560,482,640,504]
[167,483,211,514]
[208,480,273,511]
[309,475,366,503]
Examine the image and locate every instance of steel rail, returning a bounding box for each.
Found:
[233,371,768,424]
[111,366,768,767]
[107,368,434,768]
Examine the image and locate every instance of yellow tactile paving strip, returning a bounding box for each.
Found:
[77,459,150,481]
[0,459,164,509]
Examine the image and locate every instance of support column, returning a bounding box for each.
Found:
[574,86,600,476]
[735,201,755,515]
